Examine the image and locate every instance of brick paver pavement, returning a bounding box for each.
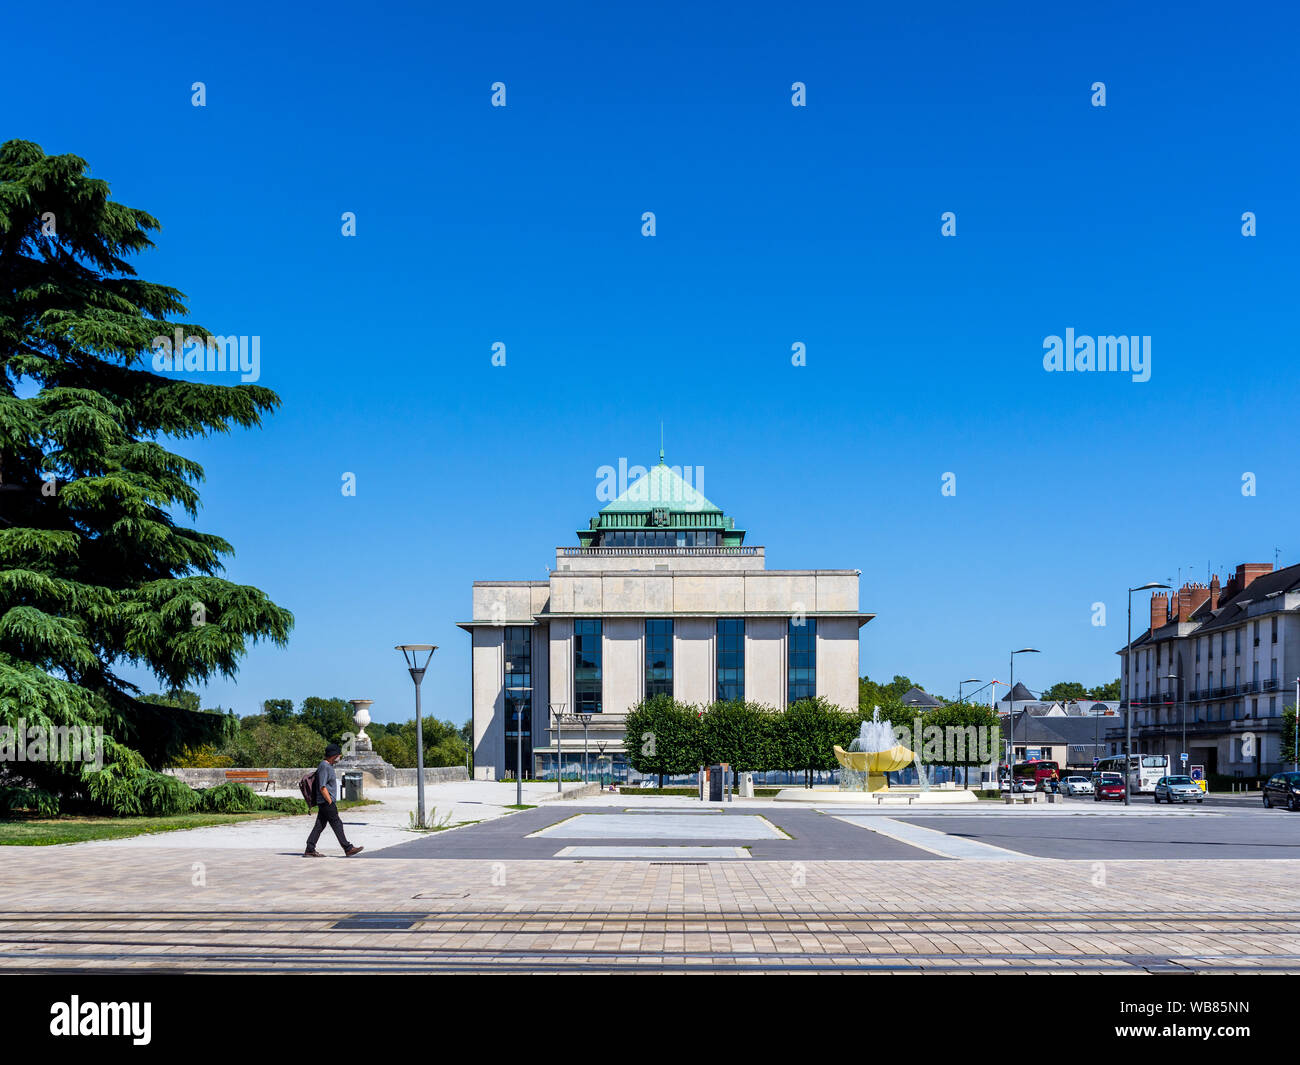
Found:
[1,845,1298,971]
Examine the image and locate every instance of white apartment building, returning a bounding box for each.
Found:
[1118,562,1300,777]
[460,458,873,779]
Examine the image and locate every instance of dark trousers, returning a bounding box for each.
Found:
[306,802,351,852]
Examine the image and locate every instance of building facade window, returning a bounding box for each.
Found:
[504,626,532,774]
[787,618,817,704]
[1273,617,1279,643]
[574,619,603,714]
[716,618,745,702]
[645,619,673,698]
[602,529,720,547]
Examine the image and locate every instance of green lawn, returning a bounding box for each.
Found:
[0,798,379,846]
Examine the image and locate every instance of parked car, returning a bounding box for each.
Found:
[1262,771,1300,811]
[1154,775,1203,804]
[999,778,1012,792]
[1061,775,1094,796]
[1013,778,1038,793]
[1094,774,1127,802]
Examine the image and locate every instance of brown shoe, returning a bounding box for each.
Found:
[303,850,325,857]
[344,845,364,857]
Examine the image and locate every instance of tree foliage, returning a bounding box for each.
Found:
[0,140,292,811]
[623,694,702,786]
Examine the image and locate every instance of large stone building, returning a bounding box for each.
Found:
[1118,561,1300,777]
[461,458,872,779]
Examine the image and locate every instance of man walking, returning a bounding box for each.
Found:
[304,744,364,857]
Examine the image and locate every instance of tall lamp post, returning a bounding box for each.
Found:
[577,711,593,783]
[550,702,567,793]
[958,678,981,704]
[396,644,437,829]
[506,684,532,807]
[1007,649,1040,781]
[1125,582,1170,805]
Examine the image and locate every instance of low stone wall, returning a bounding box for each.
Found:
[165,766,469,789]
[389,767,470,787]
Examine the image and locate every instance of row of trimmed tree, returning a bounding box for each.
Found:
[624,695,1002,787]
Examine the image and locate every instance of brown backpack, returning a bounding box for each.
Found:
[298,769,318,804]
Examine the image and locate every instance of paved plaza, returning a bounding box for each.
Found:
[3,784,1300,973]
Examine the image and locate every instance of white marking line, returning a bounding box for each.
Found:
[835,816,1035,861]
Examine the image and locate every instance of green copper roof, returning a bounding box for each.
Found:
[600,462,720,514]
[578,458,746,545]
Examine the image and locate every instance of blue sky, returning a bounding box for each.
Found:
[5,0,1297,722]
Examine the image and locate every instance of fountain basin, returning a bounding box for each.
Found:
[773,786,980,805]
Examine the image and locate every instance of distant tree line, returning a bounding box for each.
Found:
[147,692,471,770]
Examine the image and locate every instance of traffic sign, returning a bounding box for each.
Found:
[1180,752,1188,764]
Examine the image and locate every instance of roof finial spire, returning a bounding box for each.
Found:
[659,421,664,465]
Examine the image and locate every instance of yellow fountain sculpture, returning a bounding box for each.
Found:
[833,742,916,793]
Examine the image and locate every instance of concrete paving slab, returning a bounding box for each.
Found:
[554,846,750,859]
[836,816,1034,860]
[529,813,785,840]
[61,781,591,855]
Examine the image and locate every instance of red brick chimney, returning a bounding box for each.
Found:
[1175,582,1210,622]
[1209,574,1220,610]
[1149,592,1169,632]
[1237,562,1273,590]
[1221,562,1272,603]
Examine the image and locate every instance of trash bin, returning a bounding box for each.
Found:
[342,771,363,802]
[709,764,732,802]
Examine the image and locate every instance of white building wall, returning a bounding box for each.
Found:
[604,617,644,715]
[745,618,785,707]
[472,627,505,780]
[675,617,715,706]
[548,618,574,716]
[817,616,860,710]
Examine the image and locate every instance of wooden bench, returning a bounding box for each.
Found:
[224,770,274,792]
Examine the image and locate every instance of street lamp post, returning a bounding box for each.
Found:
[550,702,567,793]
[958,678,981,704]
[506,684,531,807]
[396,644,437,829]
[1125,582,1170,805]
[1007,649,1040,783]
[578,711,592,783]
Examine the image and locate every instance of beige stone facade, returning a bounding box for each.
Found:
[460,465,872,779]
